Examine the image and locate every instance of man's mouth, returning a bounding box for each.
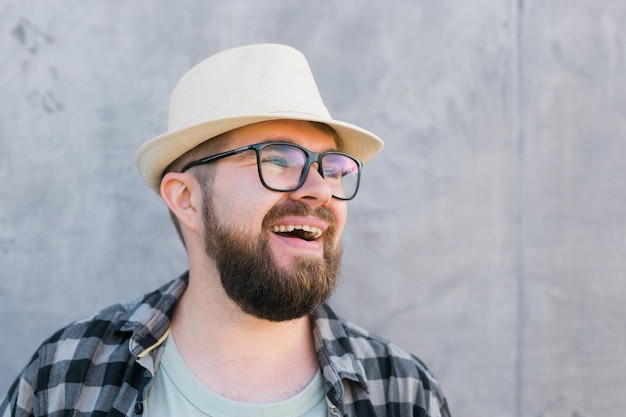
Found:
[270,224,323,241]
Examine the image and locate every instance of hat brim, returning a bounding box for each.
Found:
[136,113,384,194]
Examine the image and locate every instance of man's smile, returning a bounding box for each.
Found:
[270,224,323,241]
[266,216,331,257]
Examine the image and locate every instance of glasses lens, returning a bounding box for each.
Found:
[258,144,307,191]
[257,144,360,199]
[322,153,360,199]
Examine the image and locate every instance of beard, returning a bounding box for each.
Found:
[202,195,342,322]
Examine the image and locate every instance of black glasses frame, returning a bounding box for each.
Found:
[180,141,362,200]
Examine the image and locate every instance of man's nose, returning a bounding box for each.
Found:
[288,162,333,206]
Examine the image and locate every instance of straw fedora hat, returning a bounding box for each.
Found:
[136,43,384,194]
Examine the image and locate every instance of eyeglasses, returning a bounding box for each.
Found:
[181,142,362,200]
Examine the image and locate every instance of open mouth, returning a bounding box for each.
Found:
[270,224,323,241]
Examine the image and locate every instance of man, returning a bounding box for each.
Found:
[1,44,451,416]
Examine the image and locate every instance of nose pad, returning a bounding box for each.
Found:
[304,162,328,187]
[313,161,325,178]
[291,162,333,204]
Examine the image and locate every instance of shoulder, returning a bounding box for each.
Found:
[35,288,153,356]
[314,304,451,416]
[0,298,137,416]
[1,277,185,415]
[15,293,145,382]
[316,303,439,380]
[341,314,443,390]
[38,275,186,362]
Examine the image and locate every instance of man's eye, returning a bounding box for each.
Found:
[323,167,343,180]
[263,156,289,167]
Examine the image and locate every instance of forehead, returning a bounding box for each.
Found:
[224,120,339,152]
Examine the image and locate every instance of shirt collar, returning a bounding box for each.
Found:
[312,304,369,406]
[116,272,189,360]
[112,272,368,404]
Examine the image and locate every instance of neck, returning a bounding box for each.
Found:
[170,265,320,403]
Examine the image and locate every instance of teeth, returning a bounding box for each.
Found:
[271,224,323,239]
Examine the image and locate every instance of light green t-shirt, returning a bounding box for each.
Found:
[147,335,328,417]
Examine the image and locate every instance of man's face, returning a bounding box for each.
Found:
[199,120,348,321]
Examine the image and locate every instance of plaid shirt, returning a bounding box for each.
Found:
[1,272,451,417]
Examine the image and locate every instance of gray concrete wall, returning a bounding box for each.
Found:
[1,1,625,416]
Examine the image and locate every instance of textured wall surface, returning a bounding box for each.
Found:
[1,1,625,416]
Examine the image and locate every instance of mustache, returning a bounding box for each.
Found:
[262,200,336,229]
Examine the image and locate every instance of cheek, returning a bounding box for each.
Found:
[209,168,266,222]
[210,184,279,231]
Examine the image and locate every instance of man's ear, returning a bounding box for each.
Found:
[160,172,202,233]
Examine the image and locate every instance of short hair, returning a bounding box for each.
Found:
[161,131,231,246]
